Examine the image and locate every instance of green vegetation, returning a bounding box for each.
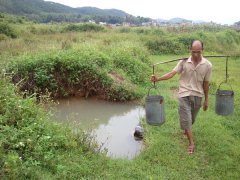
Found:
[8,46,149,101]
[0,79,110,179]
[63,23,105,32]
[1,14,240,179]
[0,0,150,24]
[0,22,17,38]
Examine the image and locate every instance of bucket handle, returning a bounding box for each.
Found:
[147,86,160,96]
[148,65,159,96]
[217,81,233,91]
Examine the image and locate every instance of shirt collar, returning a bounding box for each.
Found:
[187,56,206,64]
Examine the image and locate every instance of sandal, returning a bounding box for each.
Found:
[188,145,195,154]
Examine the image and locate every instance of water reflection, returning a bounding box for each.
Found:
[51,97,145,159]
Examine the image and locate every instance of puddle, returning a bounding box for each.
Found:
[50,97,145,159]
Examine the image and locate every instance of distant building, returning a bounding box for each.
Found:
[88,20,96,24]
[99,22,107,25]
[123,22,130,27]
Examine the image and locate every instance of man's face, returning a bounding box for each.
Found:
[190,43,203,59]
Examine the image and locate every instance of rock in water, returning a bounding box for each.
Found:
[134,125,144,139]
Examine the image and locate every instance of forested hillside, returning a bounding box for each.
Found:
[0,0,151,24]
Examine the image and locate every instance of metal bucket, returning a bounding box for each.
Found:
[215,82,234,116]
[145,87,165,125]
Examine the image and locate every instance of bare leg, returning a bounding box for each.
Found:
[182,129,187,138]
[185,129,194,154]
[184,129,187,135]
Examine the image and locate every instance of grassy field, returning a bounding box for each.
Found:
[1,16,240,179]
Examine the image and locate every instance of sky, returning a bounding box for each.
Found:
[45,0,239,25]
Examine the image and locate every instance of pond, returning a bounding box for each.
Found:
[50,97,145,159]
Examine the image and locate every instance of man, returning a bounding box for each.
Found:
[151,40,212,154]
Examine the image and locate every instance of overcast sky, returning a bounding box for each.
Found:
[45,0,239,25]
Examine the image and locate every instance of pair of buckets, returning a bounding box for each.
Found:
[145,81,234,126]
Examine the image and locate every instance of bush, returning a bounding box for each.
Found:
[110,45,151,85]
[7,47,149,101]
[0,33,8,41]
[63,23,104,32]
[0,23,17,38]
[151,29,166,36]
[146,38,184,54]
[118,27,131,33]
[0,80,104,178]
[177,35,199,49]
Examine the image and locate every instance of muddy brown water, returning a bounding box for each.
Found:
[50,97,145,159]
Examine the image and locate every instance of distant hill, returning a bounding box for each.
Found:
[0,0,132,23]
[76,7,128,17]
[0,0,76,14]
[156,17,192,24]
[0,0,128,16]
[155,17,209,25]
[169,18,191,24]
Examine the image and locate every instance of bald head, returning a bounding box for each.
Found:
[191,40,204,50]
[190,40,203,59]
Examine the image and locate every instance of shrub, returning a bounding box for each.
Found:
[0,80,102,178]
[118,27,131,33]
[177,36,196,49]
[0,33,8,41]
[63,23,104,32]
[0,23,17,38]
[146,38,184,54]
[7,48,148,101]
[110,46,151,85]
[151,29,166,36]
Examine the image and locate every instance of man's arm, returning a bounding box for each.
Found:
[151,70,177,82]
[203,81,209,111]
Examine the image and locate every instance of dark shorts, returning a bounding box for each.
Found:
[178,96,202,130]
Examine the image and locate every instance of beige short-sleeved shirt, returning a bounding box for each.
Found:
[173,56,212,98]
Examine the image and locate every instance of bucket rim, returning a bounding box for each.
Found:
[216,89,234,96]
[145,95,164,98]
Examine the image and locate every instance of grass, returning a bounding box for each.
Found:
[138,55,240,179]
[0,19,240,179]
[2,54,239,179]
